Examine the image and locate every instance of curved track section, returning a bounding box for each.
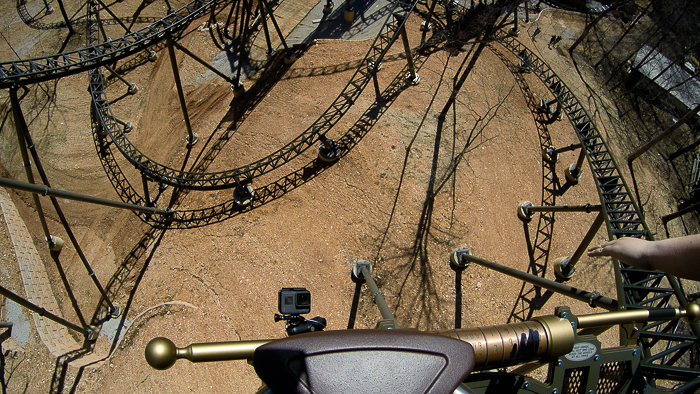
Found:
[494,30,700,387]
[89,0,418,191]
[0,0,215,89]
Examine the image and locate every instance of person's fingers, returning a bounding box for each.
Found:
[587,241,615,256]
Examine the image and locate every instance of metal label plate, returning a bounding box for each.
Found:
[564,342,597,362]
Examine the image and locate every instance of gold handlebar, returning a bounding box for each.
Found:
[145,304,699,371]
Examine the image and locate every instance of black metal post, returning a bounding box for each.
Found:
[167,37,198,146]
[0,284,90,337]
[9,88,51,241]
[0,177,169,215]
[103,64,138,94]
[262,0,290,52]
[565,145,587,183]
[518,202,601,223]
[399,23,419,84]
[421,0,438,31]
[372,71,381,100]
[172,41,235,84]
[460,253,618,310]
[94,0,130,34]
[258,0,274,57]
[55,0,75,34]
[553,143,582,155]
[141,173,153,207]
[554,211,605,280]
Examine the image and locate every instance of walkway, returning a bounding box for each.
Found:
[0,187,102,367]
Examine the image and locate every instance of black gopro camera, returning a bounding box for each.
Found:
[278,287,311,315]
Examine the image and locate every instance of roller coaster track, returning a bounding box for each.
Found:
[87,0,418,191]
[494,30,700,388]
[0,0,215,89]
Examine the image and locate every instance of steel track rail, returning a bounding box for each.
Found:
[0,0,215,89]
[89,0,419,191]
[494,30,700,387]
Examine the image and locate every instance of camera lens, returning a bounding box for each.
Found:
[296,292,310,306]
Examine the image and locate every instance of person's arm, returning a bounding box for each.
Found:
[587,234,700,281]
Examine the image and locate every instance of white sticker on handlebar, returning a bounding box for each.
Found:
[564,342,597,362]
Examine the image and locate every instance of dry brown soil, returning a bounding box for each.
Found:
[0,1,697,393]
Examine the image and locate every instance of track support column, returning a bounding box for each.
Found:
[397,16,420,85]
[553,211,606,281]
[421,0,438,31]
[167,37,198,146]
[517,202,601,223]
[104,64,138,94]
[10,87,53,248]
[353,260,398,329]
[453,249,617,310]
[565,145,587,184]
[0,285,97,341]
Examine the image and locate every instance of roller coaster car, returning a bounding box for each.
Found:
[253,329,476,394]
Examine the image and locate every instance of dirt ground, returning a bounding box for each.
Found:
[0,1,698,393]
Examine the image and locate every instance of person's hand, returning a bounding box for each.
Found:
[587,237,652,270]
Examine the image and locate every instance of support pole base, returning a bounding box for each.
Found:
[86,325,99,341]
[124,122,133,133]
[46,235,64,252]
[186,133,199,147]
[148,51,158,62]
[450,246,472,271]
[344,9,355,22]
[553,257,575,281]
[323,4,333,12]
[352,259,372,282]
[109,303,122,319]
[127,84,139,95]
[284,53,297,65]
[517,201,533,223]
[318,139,341,162]
[565,163,582,184]
[405,72,421,85]
[509,27,520,37]
[542,146,558,164]
[233,184,255,208]
[420,21,432,31]
[231,83,245,98]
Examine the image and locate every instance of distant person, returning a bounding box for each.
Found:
[587,234,700,281]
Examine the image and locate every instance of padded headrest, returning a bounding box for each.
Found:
[254,329,475,394]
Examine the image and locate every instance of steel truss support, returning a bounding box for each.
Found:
[167,36,198,146]
[0,284,96,340]
[495,31,700,388]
